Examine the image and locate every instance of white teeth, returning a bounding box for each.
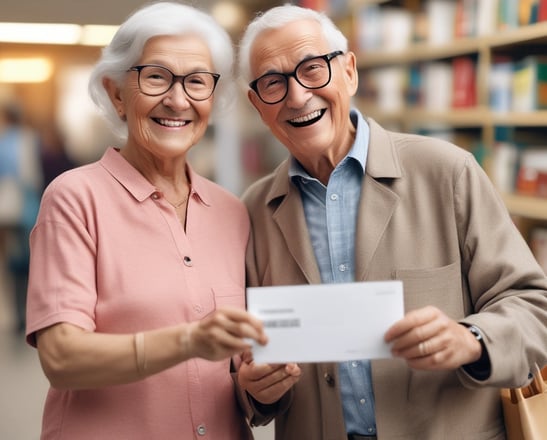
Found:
[158,119,186,127]
[290,110,321,124]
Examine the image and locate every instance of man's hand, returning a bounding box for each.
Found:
[384,305,482,370]
[238,351,302,404]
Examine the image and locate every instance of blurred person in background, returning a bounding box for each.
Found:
[25,3,266,439]
[37,123,77,189]
[235,4,547,440]
[0,101,42,334]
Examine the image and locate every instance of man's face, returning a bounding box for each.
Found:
[247,19,358,164]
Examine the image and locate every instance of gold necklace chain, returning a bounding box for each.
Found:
[166,194,188,209]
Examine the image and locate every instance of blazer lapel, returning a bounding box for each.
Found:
[273,185,322,284]
[355,118,402,281]
[263,161,322,284]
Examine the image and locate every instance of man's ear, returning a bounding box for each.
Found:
[248,89,264,119]
[103,77,125,119]
[343,51,359,97]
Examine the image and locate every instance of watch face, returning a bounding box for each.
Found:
[468,325,483,341]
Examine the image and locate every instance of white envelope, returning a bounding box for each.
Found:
[247,280,404,364]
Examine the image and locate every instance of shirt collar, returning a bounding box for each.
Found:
[99,147,211,206]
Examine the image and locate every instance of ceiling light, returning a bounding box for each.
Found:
[80,25,118,46]
[0,22,81,45]
[0,23,118,46]
[0,58,53,83]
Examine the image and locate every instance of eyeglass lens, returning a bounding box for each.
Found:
[136,65,218,100]
[253,52,341,104]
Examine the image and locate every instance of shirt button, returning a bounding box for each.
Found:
[196,424,206,436]
[193,304,202,313]
[323,372,335,386]
[368,428,374,434]
[338,264,347,272]
[152,192,160,200]
[183,256,193,267]
[360,398,366,405]
[351,361,359,367]
[330,193,338,201]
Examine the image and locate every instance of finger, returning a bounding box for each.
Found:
[210,309,268,344]
[248,368,302,404]
[385,306,439,342]
[241,350,254,364]
[285,363,301,376]
[218,307,265,331]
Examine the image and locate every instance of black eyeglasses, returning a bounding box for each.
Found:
[128,65,220,101]
[249,51,344,105]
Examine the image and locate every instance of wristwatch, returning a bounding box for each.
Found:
[462,324,490,379]
[467,324,483,342]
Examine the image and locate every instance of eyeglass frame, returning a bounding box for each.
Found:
[249,50,344,105]
[128,64,220,101]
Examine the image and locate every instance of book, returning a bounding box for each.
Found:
[380,8,413,52]
[355,4,382,52]
[498,0,520,30]
[371,66,407,113]
[476,0,499,35]
[426,0,458,45]
[423,61,453,111]
[539,0,547,21]
[523,0,540,24]
[489,57,513,112]
[452,56,477,107]
[512,56,547,111]
[455,0,478,38]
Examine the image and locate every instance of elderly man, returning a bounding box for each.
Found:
[235,4,547,440]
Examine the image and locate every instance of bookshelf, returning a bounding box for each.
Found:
[334,0,547,242]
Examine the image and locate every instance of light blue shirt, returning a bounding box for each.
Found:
[289,109,376,436]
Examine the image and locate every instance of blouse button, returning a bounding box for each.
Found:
[183,256,192,267]
[196,424,206,436]
[151,192,160,200]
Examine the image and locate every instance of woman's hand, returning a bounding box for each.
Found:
[182,307,268,362]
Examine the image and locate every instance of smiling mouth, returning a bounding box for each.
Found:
[153,118,189,127]
[288,109,325,127]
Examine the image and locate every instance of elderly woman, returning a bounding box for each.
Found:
[25,3,266,439]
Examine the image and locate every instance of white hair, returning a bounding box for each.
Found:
[238,4,348,84]
[88,1,235,140]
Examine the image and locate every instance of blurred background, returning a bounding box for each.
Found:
[3,0,547,437]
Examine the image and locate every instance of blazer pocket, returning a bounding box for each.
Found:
[395,261,464,319]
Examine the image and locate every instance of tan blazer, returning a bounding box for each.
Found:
[239,118,547,440]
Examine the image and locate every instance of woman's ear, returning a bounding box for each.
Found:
[248,89,265,119]
[103,77,126,120]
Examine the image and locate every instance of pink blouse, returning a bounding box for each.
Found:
[26,147,252,439]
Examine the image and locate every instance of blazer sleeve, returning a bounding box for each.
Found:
[454,155,547,388]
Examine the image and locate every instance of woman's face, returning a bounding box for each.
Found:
[108,34,216,161]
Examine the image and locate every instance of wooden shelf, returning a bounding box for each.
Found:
[503,194,547,221]
[492,111,547,127]
[357,106,547,129]
[356,22,547,68]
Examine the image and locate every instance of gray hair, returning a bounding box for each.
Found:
[89,1,235,140]
[238,4,348,84]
